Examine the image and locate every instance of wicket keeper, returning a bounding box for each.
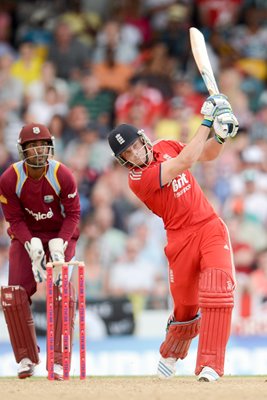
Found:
[0,123,80,380]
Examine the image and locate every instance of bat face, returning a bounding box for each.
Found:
[189,27,219,95]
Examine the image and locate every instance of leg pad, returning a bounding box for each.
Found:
[1,286,39,363]
[160,314,201,359]
[196,269,234,376]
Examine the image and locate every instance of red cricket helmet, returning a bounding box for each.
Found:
[17,123,55,167]
[18,123,53,145]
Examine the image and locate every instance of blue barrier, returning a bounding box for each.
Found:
[0,335,267,377]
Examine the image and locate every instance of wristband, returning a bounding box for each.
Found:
[201,117,213,128]
[214,134,225,144]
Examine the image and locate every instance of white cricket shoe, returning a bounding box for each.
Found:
[18,358,35,379]
[54,363,64,381]
[157,357,177,379]
[197,366,219,382]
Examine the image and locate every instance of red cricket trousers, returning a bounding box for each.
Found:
[165,217,235,322]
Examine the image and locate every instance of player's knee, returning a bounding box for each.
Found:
[199,269,234,308]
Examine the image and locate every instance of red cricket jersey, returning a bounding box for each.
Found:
[0,159,80,245]
[129,139,217,231]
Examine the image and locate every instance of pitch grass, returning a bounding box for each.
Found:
[1,376,267,400]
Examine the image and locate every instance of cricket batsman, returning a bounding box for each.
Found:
[107,94,238,381]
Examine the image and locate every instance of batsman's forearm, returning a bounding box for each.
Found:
[198,136,225,161]
[177,125,211,168]
[161,125,210,185]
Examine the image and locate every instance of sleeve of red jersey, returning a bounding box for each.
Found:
[0,168,32,244]
[168,140,185,152]
[56,163,81,242]
[128,163,161,202]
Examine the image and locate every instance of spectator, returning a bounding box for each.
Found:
[62,105,90,145]
[159,3,191,71]
[107,236,165,313]
[93,19,141,65]
[10,40,43,90]
[194,0,241,30]
[92,204,127,269]
[115,75,165,138]
[47,20,91,80]
[79,239,107,300]
[137,42,175,99]
[0,52,24,125]
[27,85,68,125]
[118,0,152,44]
[229,5,267,81]
[91,45,134,94]
[154,96,203,142]
[26,61,69,104]
[250,99,267,143]
[172,73,205,116]
[69,73,115,127]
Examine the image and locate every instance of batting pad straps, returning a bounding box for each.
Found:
[1,286,39,364]
[196,269,234,377]
[160,314,201,359]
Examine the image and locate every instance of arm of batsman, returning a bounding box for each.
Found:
[25,237,46,283]
[213,112,239,140]
[201,94,232,121]
[48,238,68,286]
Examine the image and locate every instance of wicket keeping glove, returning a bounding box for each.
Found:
[213,112,239,143]
[25,237,47,283]
[201,94,232,128]
[48,238,68,286]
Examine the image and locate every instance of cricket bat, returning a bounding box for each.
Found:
[189,27,219,95]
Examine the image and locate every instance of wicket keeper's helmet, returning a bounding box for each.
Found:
[17,123,55,166]
[108,124,152,166]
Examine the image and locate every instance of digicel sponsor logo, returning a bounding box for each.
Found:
[25,207,53,221]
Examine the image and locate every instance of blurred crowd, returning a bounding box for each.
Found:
[0,0,267,326]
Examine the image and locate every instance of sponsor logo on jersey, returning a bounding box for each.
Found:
[0,194,7,204]
[68,190,77,199]
[25,207,54,221]
[44,195,54,203]
[170,173,191,198]
[174,184,191,198]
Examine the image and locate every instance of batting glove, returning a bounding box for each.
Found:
[25,237,46,283]
[48,238,68,286]
[201,94,232,128]
[213,112,239,143]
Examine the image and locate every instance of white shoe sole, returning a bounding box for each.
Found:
[197,366,219,382]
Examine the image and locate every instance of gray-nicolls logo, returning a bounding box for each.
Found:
[115,134,125,145]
